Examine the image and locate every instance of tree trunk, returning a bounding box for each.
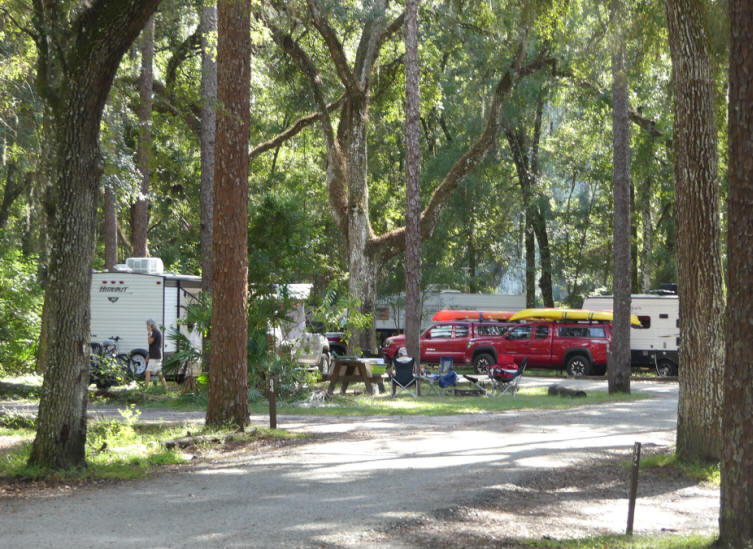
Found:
[638,177,653,292]
[131,16,154,258]
[103,185,118,270]
[403,0,422,365]
[666,0,724,461]
[720,1,753,543]
[608,0,632,394]
[200,3,217,294]
[206,0,250,428]
[29,0,162,470]
[524,220,536,307]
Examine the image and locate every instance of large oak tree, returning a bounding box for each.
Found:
[665,0,724,461]
[720,0,753,543]
[28,0,162,469]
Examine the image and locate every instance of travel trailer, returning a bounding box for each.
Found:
[582,293,679,375]
[90,257,202,376]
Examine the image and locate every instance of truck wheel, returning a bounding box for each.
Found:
[473,352,495,375]
[128,349,149,377]
[656,359,677,377]
[566,355,592,377]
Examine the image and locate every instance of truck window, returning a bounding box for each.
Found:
[478,324,506,336]
[507,326,532,340]
[535,325,549,339]
[588,326,606,338]
[429,325,452,339]
[454,325,469,338]
[558,326,589,338]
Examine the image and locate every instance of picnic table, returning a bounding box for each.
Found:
[326,357,386,395]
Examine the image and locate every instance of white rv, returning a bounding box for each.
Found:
[90,258,202,376]
[582,293,679,375]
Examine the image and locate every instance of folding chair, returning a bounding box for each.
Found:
[422,357,457,396]
[489,358,527,396]
[390,357,418,397]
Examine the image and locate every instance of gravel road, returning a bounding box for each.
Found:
[0,379,711,548]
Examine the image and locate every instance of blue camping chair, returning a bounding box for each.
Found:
[423,357,457,396]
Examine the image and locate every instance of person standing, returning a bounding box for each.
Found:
[145,319,168,389]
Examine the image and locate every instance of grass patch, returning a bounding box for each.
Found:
[0,405,305,483]
[518,532,715,548]
[0,374,43,400]
[250,385,648,416]
[640,453,720,485]
[90,383,208,411]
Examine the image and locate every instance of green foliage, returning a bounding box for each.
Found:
[517,533,714,548]
[0,410,36,430]
[309,280,372,354]
[0,249,42,375]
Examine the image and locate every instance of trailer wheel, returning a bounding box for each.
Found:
[473,352,495,375]
[128,349,149,377]
[656,359,677,377]
[566,354,592,377]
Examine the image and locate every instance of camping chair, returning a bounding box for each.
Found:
[390,357,418,397]
[489,358,528,396]
[422,357,457,396]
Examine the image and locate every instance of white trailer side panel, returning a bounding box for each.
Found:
[91,273,165,354]
[582,295,679,351]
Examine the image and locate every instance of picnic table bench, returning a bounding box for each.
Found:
[326,357,386,395]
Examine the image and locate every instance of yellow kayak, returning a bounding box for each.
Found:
[509,308,642,327]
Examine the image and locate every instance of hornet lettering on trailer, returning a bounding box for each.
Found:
[99,286,129,293]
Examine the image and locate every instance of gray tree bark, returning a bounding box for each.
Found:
[404,0,422,366]
[103,186,118,270]
[608,0,632,394]
[720,1,753,544]
[666,0,724,460]
[28,0,162,470]
[132,16,154,258]
[200,3,217,294]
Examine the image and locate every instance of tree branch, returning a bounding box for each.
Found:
[261,13,349,234]
[250,93,344,160]
[305,0,359,94]
[370,53,556,260]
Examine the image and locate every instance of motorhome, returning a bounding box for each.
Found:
[581,293,679,375]
[90,257,202,375]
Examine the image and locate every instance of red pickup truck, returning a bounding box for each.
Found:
[464,321,612,376]
[381,321,512,365]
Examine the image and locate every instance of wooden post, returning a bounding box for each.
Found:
[626,441,641,535]
[268,376,277,429]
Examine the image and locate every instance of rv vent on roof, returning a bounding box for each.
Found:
[126,257,164,274]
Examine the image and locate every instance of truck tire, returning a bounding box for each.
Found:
[566,354,592,377]
[127,349,149,378]
[473,352,496,375]
[656,358,677,377]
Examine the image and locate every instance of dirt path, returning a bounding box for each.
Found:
[0,380,718,548]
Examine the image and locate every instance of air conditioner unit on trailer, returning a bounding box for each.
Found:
[126,257,164,274]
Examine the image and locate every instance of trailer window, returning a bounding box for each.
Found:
[638,315,651,328]
[659,313,669,319]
